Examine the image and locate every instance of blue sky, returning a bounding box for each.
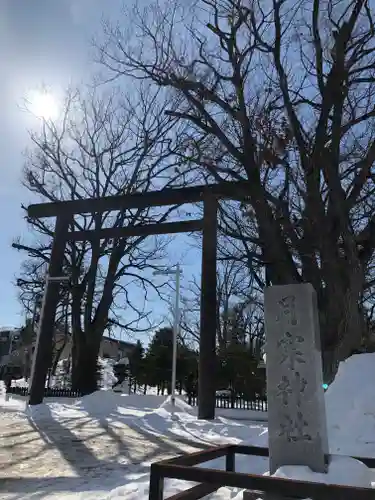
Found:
[0,0,200,337]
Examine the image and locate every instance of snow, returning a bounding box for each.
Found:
[2,352,375,499]
[274,455,372,488]
[325,353,375,457]
[99,357,118,389]
[113,380,130,393]
[136,396,268,448]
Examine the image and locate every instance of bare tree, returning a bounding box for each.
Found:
[180,256,264,348]
[14,83,184,393]
[98,0,375,381]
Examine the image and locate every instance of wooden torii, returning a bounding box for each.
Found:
[26,181,250,419]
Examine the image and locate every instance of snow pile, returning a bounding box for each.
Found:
[268,354,375,499]
[159,395,196,414]
[9,391,169,424]
[325,353,375,457]
[99,357,117,389]
[0,382,27,418]
[136,395,268,447]
[67,391,168,419]
[274,455,371,488]
[73,389,126,417]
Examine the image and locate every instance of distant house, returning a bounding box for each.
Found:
[0,326,136,373]
[38,331,136,363]
[99,336,136,361]
[0,328,23,366]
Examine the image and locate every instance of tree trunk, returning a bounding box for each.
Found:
[71,332,101,395]
[51,337,68,376]
[270,248,366,383]
[319,276,365,383]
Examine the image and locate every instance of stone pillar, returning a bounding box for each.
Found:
[264,283,329,475]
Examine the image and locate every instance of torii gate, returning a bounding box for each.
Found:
[26,181,250,419]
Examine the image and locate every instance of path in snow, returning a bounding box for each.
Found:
[0,409,204,498]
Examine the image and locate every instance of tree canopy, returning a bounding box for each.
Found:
[98,0,375,380]
[14,85,184,393]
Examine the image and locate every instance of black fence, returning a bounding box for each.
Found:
[6,386,83,398]
[187,394,268,412]
[149,444,375,500]
[6,386,268,410]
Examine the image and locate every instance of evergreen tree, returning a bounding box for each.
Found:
[146,327,174,393]
[218,303,266,400]
[128,340,145,392]
[177,344,198,396]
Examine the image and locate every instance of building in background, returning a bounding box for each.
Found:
[99,336,135,361]
[55,333,136,362]
[0,328,22,358]
[0,326,136,379]
[0,328,24,381]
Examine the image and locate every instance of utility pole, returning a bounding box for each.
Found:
[153,264,182,406]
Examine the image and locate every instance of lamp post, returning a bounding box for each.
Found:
[153,264,182,406]
[28,274,70,396]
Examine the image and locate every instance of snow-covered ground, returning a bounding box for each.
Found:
[1,353,375,498]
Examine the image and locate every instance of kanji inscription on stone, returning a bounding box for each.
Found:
[276,295,298,325]
[278,331,305,371]
[276,376,292,406]
[279,411,312,443]
[264,283,328,475]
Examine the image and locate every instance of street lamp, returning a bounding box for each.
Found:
[153,264,182,406]
[28,274,71,395]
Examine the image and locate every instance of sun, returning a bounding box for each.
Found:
[28,90,59,121]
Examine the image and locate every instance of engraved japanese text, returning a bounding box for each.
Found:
[279,412,312,443]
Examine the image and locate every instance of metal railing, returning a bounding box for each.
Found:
[149,444,375,500]
[187,394,268,412]
[6,386,82,398]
